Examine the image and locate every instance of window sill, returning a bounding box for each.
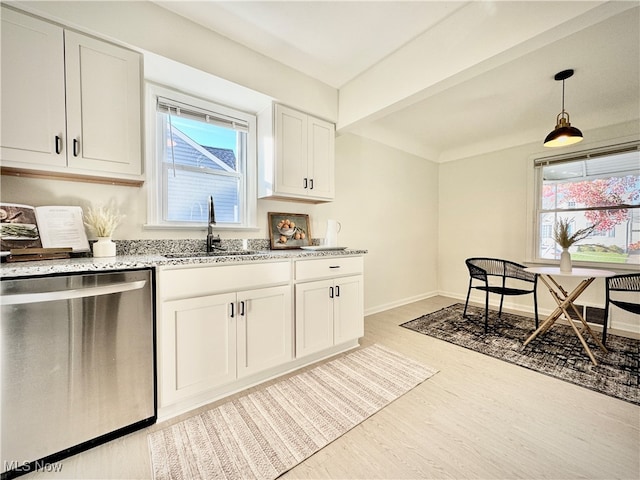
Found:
[526,258,639,273]
[143,223,260,232]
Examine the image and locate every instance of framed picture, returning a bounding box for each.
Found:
[268,212,312,249]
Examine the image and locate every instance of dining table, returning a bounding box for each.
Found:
[522,266,616,365]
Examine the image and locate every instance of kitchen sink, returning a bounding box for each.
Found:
[163,250,267,258]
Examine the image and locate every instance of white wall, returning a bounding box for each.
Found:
[323,134,439,315]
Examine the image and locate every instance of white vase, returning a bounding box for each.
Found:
[560,247,572,273]
[93,237,116,257]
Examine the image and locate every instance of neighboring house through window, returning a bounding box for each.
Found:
[533,142,640,266]
[146,84,257,228]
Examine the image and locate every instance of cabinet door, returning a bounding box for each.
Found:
[295,279,334,358]
[334,275,365,344]
[275,104,308,196]
[307,117,335,200]
[0,8,66,166]
[160,292,236,406]
[64,31,142,175]
[237,285,292,377]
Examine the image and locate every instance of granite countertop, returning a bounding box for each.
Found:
[0,248,368,279]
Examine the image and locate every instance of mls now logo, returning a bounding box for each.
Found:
[4,460,63,474]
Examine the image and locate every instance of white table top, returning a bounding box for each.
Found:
[524,266,617,278]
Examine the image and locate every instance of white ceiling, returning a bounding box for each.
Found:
[153,1,640,162]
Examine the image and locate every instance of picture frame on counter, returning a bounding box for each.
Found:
[268,212,312,249]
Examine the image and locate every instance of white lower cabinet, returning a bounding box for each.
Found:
[161,284,291,407]
[162,292,237,405]
[294,256,364,359]
[157,256,363,418]
[333,275,365,344]
[158,262,292,411]
[295,275,364,358]
[237,286,292,377]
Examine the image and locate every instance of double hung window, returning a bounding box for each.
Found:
[533,143,640,266]
[148,85,256,228]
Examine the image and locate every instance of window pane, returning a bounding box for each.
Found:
[158,109,244,224]
[165,166,240,223]
[162,113,239,171]
[542,175,640,210]
[536,148,640,266]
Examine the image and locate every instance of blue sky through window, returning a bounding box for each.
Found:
[170,116,237,154]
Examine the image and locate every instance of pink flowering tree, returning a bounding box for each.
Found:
[543,175,640,253]
[556,176,639,231]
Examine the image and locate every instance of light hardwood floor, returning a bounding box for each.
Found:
[23,296,640,479]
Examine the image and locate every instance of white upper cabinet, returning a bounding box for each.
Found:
[259,104,335,202]
[64,31,142,176]
[1,7,142,183]
[0,8,66,167]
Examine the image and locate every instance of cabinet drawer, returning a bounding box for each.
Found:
[295,256,363,281]
[160,261,290,300]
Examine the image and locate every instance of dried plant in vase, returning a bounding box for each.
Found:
[552,217,598,249]
[84,204,124,258]
[84,205,124,238]
[553,217,598,272]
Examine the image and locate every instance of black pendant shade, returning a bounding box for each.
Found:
[544,69,583,148]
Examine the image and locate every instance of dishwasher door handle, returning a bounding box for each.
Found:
[1,280,147,305]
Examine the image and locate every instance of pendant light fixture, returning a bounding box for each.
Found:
[544,69,583,147]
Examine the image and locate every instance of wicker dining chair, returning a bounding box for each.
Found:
[463,257,539,333]
[603,273,640,345]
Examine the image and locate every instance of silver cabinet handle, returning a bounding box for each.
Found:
[1,280,146,305]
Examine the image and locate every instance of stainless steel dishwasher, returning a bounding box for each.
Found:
[1,268,156,479]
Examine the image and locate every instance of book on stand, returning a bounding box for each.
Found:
[1,203,90,261]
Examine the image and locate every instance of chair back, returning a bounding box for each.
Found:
[607,273,640,292]
[606,273,640,318]
[466,257,536,284]
[466,258,503,280]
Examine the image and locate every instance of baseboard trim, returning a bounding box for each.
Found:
[368,291,640,341]
[365,291,438,316]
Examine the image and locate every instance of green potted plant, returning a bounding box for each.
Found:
[553,217,598,272]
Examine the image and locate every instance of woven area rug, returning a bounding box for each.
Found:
[401,303,639,405]
[148,344,438,480]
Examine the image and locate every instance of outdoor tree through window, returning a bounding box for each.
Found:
[535,145,640,266]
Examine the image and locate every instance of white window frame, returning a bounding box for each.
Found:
[144,82,257,230]
[529,140,640,270]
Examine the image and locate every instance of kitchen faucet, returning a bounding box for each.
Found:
[206,195,225,253]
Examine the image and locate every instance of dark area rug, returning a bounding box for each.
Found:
[401,303,639,405]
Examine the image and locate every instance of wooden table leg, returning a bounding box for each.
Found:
[557,296,599,365]
[523,275,567,346]
[522,275,604,365]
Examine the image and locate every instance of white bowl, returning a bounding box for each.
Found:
[278,227,295,236]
